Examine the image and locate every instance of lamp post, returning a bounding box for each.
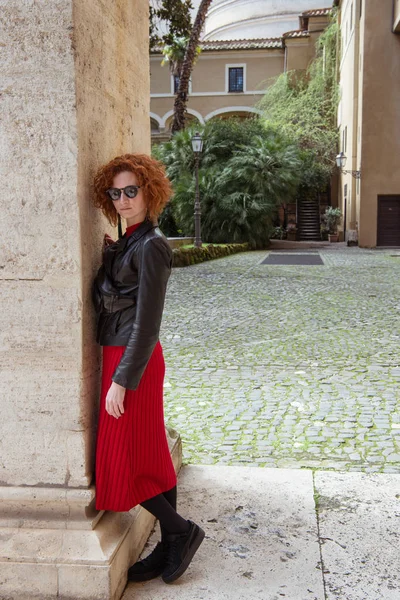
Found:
[336,151,361,179]
[191,131,203,247]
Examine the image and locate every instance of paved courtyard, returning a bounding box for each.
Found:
[161,247,400,473]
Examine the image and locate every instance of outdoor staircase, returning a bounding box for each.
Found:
[297,198,321,241]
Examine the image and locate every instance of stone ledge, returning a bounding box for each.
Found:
[0,427,182,600]
[269,239,332,249]
[167,237,194,249]
[0,486,100,530]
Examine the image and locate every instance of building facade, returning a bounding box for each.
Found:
[150,9,333,142]
[336,0,400,246]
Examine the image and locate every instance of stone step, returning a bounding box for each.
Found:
[269,239,331,248]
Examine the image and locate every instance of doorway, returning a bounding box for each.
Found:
[377,195,400,246]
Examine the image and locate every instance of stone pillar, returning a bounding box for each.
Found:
[0,1,181,598]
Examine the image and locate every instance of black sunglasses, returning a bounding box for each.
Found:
[105,185,141,201]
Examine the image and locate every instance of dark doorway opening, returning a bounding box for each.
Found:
[377,195,400,246]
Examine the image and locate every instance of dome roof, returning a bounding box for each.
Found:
[194,0,333,41]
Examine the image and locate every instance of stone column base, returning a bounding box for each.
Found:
[0,428,182,600]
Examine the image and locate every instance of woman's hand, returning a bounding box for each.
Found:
[105,381,126,419]
[102,233,115,254]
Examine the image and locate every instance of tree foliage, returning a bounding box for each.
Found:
[152,11,341,244]
[150,0,212,132]
[152,118,301,247]
[256,10,340,188]
[161,35,201,77]
[150,0,193,50]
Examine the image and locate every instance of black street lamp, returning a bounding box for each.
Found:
[191,131,203,248]
[336,151,361,179]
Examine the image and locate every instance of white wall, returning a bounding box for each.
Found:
[151,0,334,41]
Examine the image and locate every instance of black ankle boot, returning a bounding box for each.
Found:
[127,541,167,582]
[162,520,205,584]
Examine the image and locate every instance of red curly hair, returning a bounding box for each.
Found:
[93,153,173,227]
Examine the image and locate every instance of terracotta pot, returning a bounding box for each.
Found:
[328,233,339,243]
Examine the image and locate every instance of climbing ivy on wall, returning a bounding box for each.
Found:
[257,9,340,184]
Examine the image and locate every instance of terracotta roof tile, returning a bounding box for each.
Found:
[282,29,310,39]
[151,38,283,54]
[301,8,333,17]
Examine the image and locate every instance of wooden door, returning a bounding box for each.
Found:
[377,195,400,246]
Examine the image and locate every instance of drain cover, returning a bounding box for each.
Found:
[261,254,324,265]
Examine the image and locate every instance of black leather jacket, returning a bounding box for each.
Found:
[92,218,173,391]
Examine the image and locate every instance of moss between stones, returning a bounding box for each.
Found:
[172,242,251,267]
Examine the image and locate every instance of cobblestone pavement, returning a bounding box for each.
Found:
[161,247,400,472]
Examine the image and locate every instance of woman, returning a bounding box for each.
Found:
[91,153,204,585]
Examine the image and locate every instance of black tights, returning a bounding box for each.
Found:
[140,485,190,540]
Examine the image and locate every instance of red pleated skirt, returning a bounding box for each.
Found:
[95,340,177,512]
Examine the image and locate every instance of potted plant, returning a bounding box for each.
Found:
[324,207,342,242]
[320,216,329,241]
[270,225,287,240]
[286,221,297,241]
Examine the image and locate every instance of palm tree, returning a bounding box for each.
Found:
[171,0,213,134]
[161,36,188,79]
[153,121,302,246]
[224,135,301,206]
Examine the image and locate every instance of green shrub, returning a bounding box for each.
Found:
[270,225,287,240]
[172,242,251,267]
[153,118,301,249]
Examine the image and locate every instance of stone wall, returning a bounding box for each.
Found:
[74,0,151,487]
[358,0,400,246]
[0,0,150,489]
[1,0,83,487]
[0,1,163,597]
